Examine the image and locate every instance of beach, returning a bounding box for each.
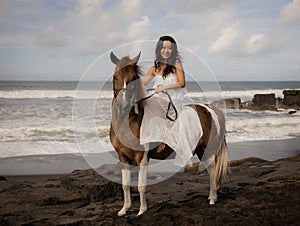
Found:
[0,151,299,225]
[1,80,300,225]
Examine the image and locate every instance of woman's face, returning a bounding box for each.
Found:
[160,40,172,60]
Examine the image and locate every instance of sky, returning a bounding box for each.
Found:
[0,0,299,81]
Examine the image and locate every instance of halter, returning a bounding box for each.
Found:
[113,87,130,99]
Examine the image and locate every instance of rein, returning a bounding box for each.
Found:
[137,88,178,121]
[114,86,178,121]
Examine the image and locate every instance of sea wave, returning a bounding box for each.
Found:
[226,109,300,143]
[0,90,114,99]
[187,89,287,102]
[0,88,293,101]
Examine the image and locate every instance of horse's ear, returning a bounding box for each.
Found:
[110,52,119,65]
[131,51,141,65]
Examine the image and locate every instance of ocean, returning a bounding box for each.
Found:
[1,80,300,161]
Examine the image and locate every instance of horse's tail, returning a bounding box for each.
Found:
[215,136,229,189]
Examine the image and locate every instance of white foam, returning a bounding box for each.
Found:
[226,110,300,143]
[0,90,114,99]
[187,89,286,102]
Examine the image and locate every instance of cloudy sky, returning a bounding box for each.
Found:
[0,0,299,81]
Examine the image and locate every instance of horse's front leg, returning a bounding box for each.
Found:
[137,151,148,216]
[118,164,131,216]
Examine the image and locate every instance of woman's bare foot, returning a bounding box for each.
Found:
[157,142,166,153]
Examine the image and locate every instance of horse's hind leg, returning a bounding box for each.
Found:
[207,158,217,205]
[137,151,148,216]
[118,164,131,216]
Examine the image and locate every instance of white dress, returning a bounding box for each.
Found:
[140,73,203,167]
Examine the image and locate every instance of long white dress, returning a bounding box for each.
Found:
[140,73,203,167]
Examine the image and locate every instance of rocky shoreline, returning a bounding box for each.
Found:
[212,89,300,112]
[1,153,299,225]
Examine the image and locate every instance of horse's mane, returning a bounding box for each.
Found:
[118,56,143,79]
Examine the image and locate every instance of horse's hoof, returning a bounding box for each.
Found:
[136,209,147,217]
[209,199,217,205]
[117,212,125,217]
[117,209,127,217]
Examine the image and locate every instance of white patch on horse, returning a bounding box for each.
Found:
[199,104,220,135]
[122,168,130,186]
[138,152,148,215]
[123,81,127,103]
[118,168,131,216]
[198,153,216,171]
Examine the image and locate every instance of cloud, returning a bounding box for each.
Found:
[35,25,69,47]
[278,0,300,25]
[205,5,237,32]
[244,33,269,55]
[176,0,235,13]
[240,33,292,57]
[127,16,150,38]
[63,0,151,55]
[208,20,241,53]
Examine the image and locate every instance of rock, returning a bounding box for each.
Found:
[210,90,300,112]
[283,90,300,107]
[0,176,7,181]
[239,93,278,111]
[288,110,297,115]
[252,93,276,106]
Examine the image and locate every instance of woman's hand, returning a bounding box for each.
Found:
[155,86,165,93]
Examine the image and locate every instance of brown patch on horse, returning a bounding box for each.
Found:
[148,144,174,160]
[191,104,212,159]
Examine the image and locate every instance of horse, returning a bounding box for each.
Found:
[109,51,229,216]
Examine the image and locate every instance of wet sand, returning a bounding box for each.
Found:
[1,138,300,176]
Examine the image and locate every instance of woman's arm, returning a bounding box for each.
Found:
[155,60,185,93]
[142,66,155,86]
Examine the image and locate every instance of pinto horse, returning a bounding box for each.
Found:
[109,51,229,216]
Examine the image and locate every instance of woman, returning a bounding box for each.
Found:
[140,36,202,167]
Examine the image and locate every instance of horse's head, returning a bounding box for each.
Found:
[110,51,143,112]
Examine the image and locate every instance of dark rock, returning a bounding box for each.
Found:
[289,110,297,114]
[238,93,278,111]
[252,93,276,106]
[0,176,7,181]
[283,89,300,107]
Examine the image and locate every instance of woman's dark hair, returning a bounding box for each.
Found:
[154,35,181,78]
